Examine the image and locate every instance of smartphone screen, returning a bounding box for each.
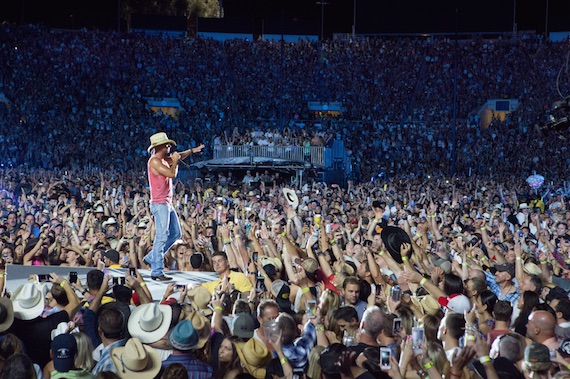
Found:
[380,348,391,370]
[38,274,50,282]
[69,271,78,284]
[175,284,186,292]
[129,267,136,278]
[392,317,402,335]
[412,327,425,354]
[391,285,402,302]
[307,300,317,318]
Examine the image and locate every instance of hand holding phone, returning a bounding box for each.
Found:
[174,284,186,292]
[307,300,317,319]
[380,347,391,370]
[69,271,78,284]
[391,285,402,302]
[129,267,137,278]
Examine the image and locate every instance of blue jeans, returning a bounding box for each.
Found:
[149,203,181,276]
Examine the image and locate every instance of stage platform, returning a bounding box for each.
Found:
[5,265,219,304]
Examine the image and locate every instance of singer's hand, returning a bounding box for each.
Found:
[171,152,181,162]
[195,144,205,153]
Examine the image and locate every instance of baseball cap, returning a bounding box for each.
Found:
[271,280,292,313]
[438,293,471,314]
[491,262,515,278]
[104,249,120,263]
[52,334,77,372]
[231,313,255,339]
[525,342,550,363]
[300,258,318,274]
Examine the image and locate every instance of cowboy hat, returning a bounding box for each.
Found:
[235,338,272,379]
[128,303,172,344]
[187,286,212,317]
[12,283,47,320]
[0,296,14,332]
[111,338,161,379]
[380,226,412,264]
[168,320,199,351]
[147,132,176,152]
[282,188,299,210]
[181,309,211,350]
[102,217,117,227]
[420,295,442,316]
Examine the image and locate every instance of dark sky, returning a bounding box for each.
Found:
[2,0,570,36]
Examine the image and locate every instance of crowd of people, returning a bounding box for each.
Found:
[0,166,568,379]
[1,20,570,379]
[1,24,570,181]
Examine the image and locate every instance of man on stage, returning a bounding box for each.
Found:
[146,132,204,280]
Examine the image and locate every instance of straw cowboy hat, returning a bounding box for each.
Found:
[111,338,161,379]
[12,283,47,320]
[181,309,211,350]
[147,132,177,152]
[128,303,172,344]
[234,338,272,379]
[187,286,213,317]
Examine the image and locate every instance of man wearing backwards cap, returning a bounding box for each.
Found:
[145,132,204,281]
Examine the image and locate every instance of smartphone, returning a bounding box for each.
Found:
[38,274,50,282]
[392,317,402,335]
[252,252,258,262]
[412,327,425,354]
[113,277,126,286]
[69,271,78,284]
[391,285,402,302]
[307,300,317,319]
[380,347,391,370]
[174,284,186,292]
[129,267,137,278]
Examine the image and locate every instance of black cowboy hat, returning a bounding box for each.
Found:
[380,226,412,264]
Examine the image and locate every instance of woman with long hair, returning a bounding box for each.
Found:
[473,289,498,335]
[215,337,242,379]
[513,291,540,336]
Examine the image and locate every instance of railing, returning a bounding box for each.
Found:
[212,145,326,167]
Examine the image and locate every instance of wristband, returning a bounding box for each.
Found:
[479,356,491,364]
[402,256,409,261]
[378,251,384,256]
[140,282,147,287]
[263,274,268,278]
[301,287,310,294]
[481,227,487,230]
[516,257,522,261]
[281,231,287,237]
[466,335,475,341]
[566,364,570,371]
[423,361,435,370]
[60,280,68,288]
[316,325,325,332]
[420,278,427,287]
[0,274,6,278]
[223,238,231,244]
[214,306,223,311]
[280,357,288,365]
[540,260,547,265]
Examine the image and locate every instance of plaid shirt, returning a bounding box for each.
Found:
[282,321,317,370]
[484,271,520,307]
[92,339,126,375]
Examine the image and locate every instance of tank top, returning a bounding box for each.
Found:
[148,156,173,204]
